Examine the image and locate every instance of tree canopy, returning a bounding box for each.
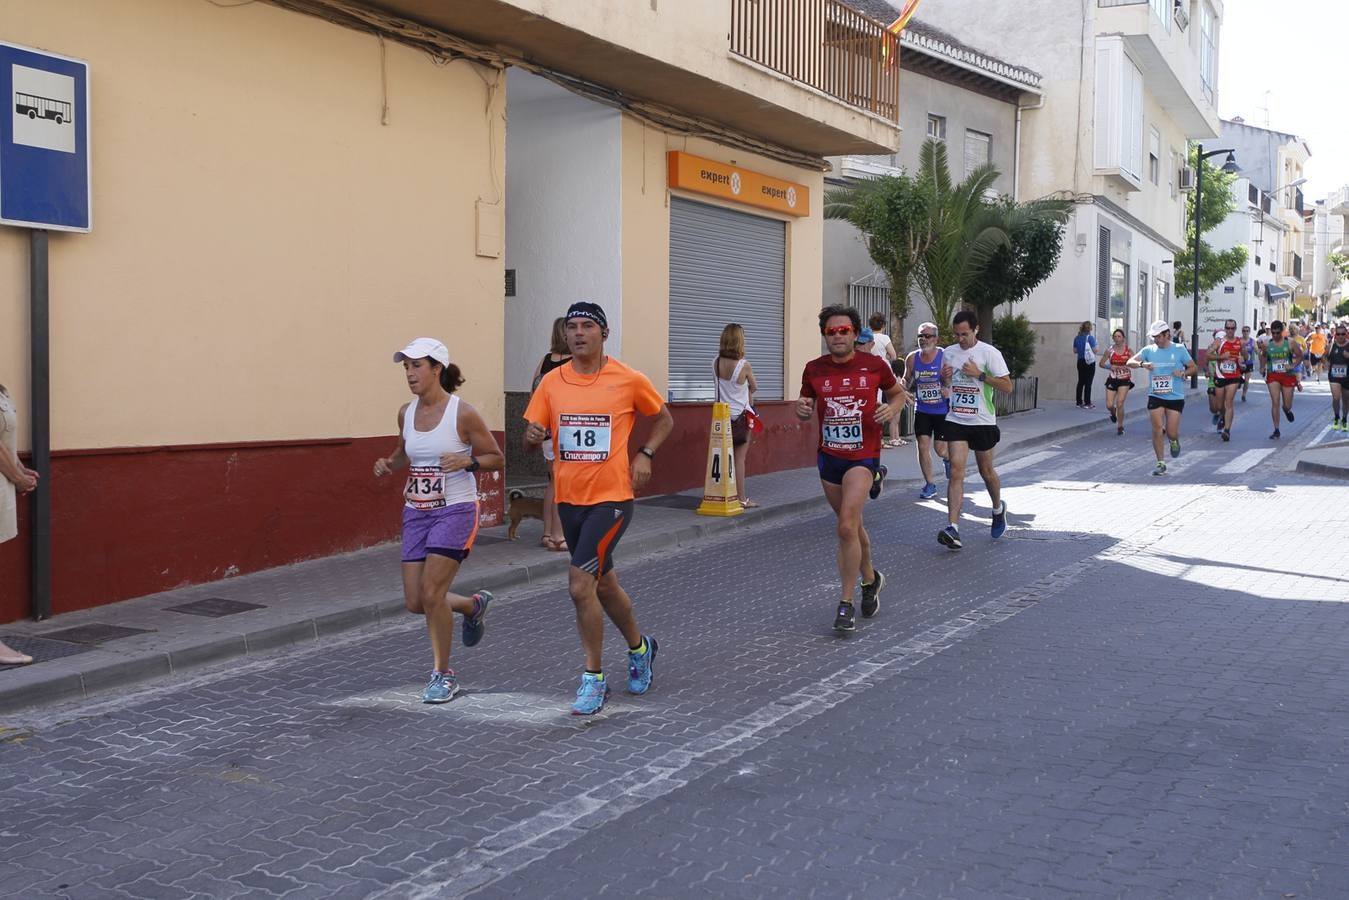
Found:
[1174,148,1248,304]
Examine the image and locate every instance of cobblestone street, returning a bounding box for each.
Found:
[3,397,1348,899]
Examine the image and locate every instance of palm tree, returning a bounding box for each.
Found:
[826,140,1070,344]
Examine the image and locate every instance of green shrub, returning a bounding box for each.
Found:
[991,313,1036,379]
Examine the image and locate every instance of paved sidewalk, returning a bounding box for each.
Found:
[0,394,1159,715]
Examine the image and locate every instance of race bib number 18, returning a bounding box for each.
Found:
[558,414,612,462]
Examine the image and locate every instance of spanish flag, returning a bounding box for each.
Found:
[887,0,921,34]
[882,0,920,66]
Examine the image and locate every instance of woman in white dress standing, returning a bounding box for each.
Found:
[0,384,39,666]
[715,324,758,508]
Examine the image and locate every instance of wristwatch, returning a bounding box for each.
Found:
[465,457,481,473]
[638,446,656,459]
[978,371,987,383]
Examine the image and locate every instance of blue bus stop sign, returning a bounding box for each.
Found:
[0,41,91,232]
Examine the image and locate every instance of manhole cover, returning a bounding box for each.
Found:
[36,624,154,644]
[165,597,266,618]
[0,634,95,665]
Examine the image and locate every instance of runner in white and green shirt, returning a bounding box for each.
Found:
[937,309,1014,550]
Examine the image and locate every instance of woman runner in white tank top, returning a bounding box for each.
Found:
[373,338,505,704]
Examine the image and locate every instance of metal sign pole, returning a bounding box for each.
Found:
[29,229,51,621]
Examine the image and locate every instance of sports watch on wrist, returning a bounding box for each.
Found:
[638,446,655,459]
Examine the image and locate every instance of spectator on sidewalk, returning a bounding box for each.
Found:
[714,323,758,509]
[0,384,38,666]
[867,312,898,367]
[1073,321,1099,409]
[531,317,571,551]
[1172,321,1187,347]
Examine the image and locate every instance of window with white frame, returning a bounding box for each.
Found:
[1149,127,1161,185]
[1200,2,1217,104]
[964,130,991,177]
[1150,0,1172,32]
[1093,37,1145,188]
[1169,148,1180,198]
[927,114,946,142]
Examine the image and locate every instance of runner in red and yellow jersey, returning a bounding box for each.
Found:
[523,301,673,715]
[1096,328,1135,436]
[1207,319,1249,441]
[797,304,908,634]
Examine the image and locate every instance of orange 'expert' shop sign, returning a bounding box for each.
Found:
[667,152,809,217]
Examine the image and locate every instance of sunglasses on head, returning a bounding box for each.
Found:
[824,326,854,336]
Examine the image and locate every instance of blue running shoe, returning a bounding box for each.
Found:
[869,464,888,500]
[571,672,610,715]
[991,503,1007,539]
[943,457,952,480]
[919,482,937,500]
[938,525,962,550]
[461,590,492,648]
[421,670,459,704]
[627,635,658,695]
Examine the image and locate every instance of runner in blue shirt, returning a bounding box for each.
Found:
[1128,320,1197,477]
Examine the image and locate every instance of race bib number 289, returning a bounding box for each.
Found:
[558,414,612,462]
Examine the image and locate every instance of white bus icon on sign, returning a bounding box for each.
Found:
[15,92,72,124]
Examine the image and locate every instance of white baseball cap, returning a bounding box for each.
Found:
[1149,320,1171,337]
[393,337,450,366]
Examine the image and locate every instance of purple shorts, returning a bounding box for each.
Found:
[401,501,479,563]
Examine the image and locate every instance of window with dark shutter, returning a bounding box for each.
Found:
[1096,226,1111,320]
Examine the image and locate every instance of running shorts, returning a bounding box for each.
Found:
[402,501,479,563]
[558,501,633,577]
[1104,377,1133,392]
[1266,372,1298,389]
[1310,354,1324,366]
[1147,396,1185,413]
[943,421,1000,452]
[1216,377,1243,387]
[913,411,947,440]
[817,452,878,486]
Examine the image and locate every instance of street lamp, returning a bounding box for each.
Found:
[1190,144,1240,387]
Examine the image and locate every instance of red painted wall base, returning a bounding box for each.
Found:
[0,434,506,623]
[1,406,814,624]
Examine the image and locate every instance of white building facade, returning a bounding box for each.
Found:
[916,0,1223,400]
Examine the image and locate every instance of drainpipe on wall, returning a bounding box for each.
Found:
[1013,93,1044,202]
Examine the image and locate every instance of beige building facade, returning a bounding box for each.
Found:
[1,0,899,620]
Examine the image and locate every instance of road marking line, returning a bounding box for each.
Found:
[1216,448,1276,474]
[1309,424,1333,447]
[999,450,1063,474]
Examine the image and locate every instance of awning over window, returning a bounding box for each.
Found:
[1265,284,1291,302]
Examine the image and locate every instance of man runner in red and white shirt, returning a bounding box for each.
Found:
[797,305,909,634]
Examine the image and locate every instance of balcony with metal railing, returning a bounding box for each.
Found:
[729,0,901,123]
[342,0,899,157]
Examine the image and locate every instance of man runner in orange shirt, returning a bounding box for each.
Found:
[523,302,674,715]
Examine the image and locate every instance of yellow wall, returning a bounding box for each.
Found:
[0,0,505,452]
[619,118,825,396]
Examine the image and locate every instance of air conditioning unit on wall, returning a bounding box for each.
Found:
[1178,167,1196,191]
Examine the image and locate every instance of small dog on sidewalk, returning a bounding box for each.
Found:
[506,489,544,541]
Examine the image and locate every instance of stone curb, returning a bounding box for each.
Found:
[0,410,1122,717]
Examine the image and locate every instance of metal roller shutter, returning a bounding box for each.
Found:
[669,197,786,401]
